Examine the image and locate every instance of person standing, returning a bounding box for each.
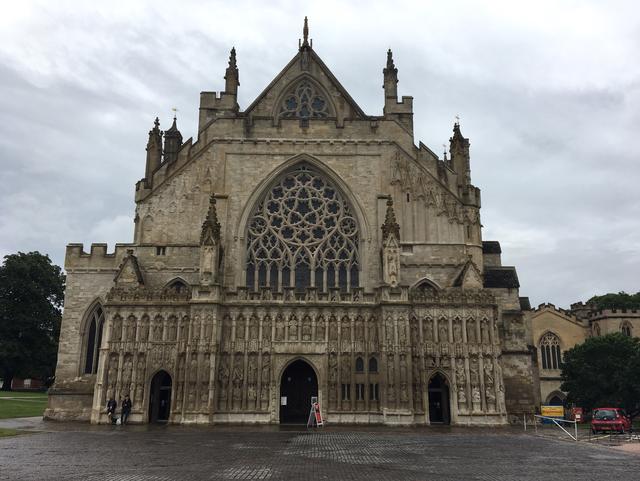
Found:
[121,394,132,425]
[106,397,118,424]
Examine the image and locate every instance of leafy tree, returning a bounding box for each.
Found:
[561,333,640,418]
[587,291,640,310]
[0,252,65,391]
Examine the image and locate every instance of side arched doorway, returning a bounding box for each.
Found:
[149,370,172,423]
[428,373,450,425]
[279,360,318,424]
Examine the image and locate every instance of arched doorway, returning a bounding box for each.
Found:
[428,373,450,425]
[279,359,318,424]
[547,393,566,406]
[149,370,172,423]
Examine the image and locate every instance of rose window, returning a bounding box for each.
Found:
[278,80,331,119]
[246,164,359,292]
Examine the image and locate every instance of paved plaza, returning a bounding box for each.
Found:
[0,421,639,480]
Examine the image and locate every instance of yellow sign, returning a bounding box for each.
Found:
[541,405,564,417]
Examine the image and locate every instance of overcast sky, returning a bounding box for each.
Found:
[1,0,638,308]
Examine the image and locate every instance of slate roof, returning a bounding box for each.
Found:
[519,297,532,311]
[483,266,519,288]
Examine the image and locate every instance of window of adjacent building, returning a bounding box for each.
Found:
[166,279,187,293]
[341,383,351,401]
[540,332,562,370]
[355,357,364,373]
[368,356,378,373]
[356,383,365,401]
[83,305,105,374]
[156,246,166,256]
[245,163,360,293]
[369,383,379,401]
[621,322,632,337]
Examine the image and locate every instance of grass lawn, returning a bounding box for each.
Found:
[0,428,21,437]
[0,391,47,419]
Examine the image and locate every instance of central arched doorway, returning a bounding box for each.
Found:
[428,373,450,425]
[279,359,318,424]
[149,370,172,423]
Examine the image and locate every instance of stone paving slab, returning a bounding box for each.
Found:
[1,425,639,481]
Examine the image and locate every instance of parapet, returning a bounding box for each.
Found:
[65,243,134,270]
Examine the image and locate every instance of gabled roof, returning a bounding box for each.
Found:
[243,48,367,119]
[114,249,144,286]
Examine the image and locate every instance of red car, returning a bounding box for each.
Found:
[591,408,632,434]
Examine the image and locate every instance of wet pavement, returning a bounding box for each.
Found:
[1,420,639,480]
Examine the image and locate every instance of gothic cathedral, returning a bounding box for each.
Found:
[46,20,537,425]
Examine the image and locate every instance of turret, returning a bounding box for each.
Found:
[144,117,162,187]
[198,48,240,132]
[163,115,183,164]
[449,121,471,188]
[382,49,413,133]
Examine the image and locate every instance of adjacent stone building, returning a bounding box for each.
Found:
[529,301,639,406]
[46,20,537,425]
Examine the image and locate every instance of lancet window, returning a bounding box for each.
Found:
[246,163,359,292]
[278,80,331,119]
[540,332,562,370]
[83,305,105,374]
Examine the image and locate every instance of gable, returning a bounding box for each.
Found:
[244,49,366,121]
[114,250,144,287]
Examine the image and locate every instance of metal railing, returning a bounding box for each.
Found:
[523,413,578,441]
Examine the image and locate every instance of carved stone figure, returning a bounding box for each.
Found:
[275,315,285,341]
[439,319,448,343]
[470,357,479,385]
[288,315,298,341]
[262,316,272,341]
[399,354,407,382]
[453,320,462,343]
[302,316,312,341]
[261,355,270,384]
[466,319,477,343]
[481,320,490,344]
[249,317,259,340]
[424,318,433,341]
[315,316,326,341]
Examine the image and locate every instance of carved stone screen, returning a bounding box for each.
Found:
[246,163,359,292]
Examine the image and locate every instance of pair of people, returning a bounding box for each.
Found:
[106,395,132,424]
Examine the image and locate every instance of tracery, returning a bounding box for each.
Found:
[246,163,359,292]
[278,79,331,119]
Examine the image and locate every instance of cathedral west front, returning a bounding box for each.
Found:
[46,20,538,425]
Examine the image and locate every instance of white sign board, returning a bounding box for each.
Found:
[280,396,287,406]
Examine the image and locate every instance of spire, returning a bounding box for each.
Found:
[200,194,221,245]
[224,47,239,95]
[381,197,400,241]
[299,16,312,50]
[144,117,162,186]
[163,113,182,164]
[383,48,398,101]
[449,118,471,186]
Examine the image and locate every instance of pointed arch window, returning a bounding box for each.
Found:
[540,332,562,370]
[368,357,378,373]
[355,357,364,373]
[83,305,105,374]
[246,163,359,292]
[278,80,332,119]
[621,322,632,337]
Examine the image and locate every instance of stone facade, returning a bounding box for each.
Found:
[46,21,536,425]
[528,302,639,405]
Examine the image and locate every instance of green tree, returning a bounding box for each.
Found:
[560,333,640,418]
[587,291,640,310]
[0,252,65,391]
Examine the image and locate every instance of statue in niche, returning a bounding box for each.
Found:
[302,316,312,341]
[218,357,229,386]
[188,391,196,411]
[249,317,259,340]
[400,384,408,403]
[153,320,163,341]
[386,321,395,345]
[426,356,436,368]
[200,386,209,409]
[232,357,244,387]
[168,318,177,341]
[121,357,133,390]
[485,385,496,407]
[111,317,121,342]
[453,321,462,343]
[458,383,467,405]
[439,319,448,343]
[235,317,245,340]
[412,357,421,384]
[424,318,433,341]
[261,355,270,384]
[410,320,419,344]
[107,355,118,391]
[247,384,257,401]
[275,315,285,341]
[398,323,407,346]
[315,316,326,341]
[472,386,481,404]
[262,316,272,341]
[467,319,477,343]
[341,318,351,342]
[126,317,135,341]
[355,318,365,341]
[140,318,149,342]
[191,315,199,341]
[329,355,338,383]
[329,316,338,341]
[190,355,198,382]
[369,320,378,345]
[484,359,494,386]
[470,357,479,385]
[288,315,298,341]
[387,385,396,403]
[455,358,465,384]
[399,355,408,382]
[387,354,395,382]
[247,357,257,384]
